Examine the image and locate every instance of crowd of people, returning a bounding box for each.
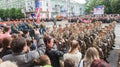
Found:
[69,14,120,23]
[0,16,117,67]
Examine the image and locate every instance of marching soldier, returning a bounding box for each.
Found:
[93,30,105,59]
[78,27,86,55]
[27,19,35,38]
[44,27,51,36]
[84,25,93,48]
[50,26,57,38]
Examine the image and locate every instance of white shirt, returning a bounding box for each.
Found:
[63,50,82,67]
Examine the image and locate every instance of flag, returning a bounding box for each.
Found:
[35,0,40,19]
[35,0,41,24]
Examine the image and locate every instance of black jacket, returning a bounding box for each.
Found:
[46,47,63,67]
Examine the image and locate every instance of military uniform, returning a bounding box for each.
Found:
[11,24,19,34]
[28,23,35,38]
[93,36,104,59]
[78,30,86,55]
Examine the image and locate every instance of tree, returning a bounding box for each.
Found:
[110,0,120,14]
[85,0,120,14]
[9,8,16,19]
[15,9,24,19]
[0,8,24,20]
[0,9,5,20]
[3,9,10,20]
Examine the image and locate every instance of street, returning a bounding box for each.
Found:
[45,21,120,67]
[107,23,120,67]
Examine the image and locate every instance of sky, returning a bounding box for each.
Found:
[74,0,86,4]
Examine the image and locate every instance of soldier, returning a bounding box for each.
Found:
[62,27,71,51]
[92,30,105,59]
[64,24,69,31]
[27,19,35,38]
[19,19,29,31]
[84,25,92,48]
[109,24,116,46]
[54,25,64,50]
[78,27,86,55]
[40,20,46,34]
[50,26,57,38]
[44,27,51,36]
[53,18,57,26]
[104,26,113,51]
[11,21,19,34]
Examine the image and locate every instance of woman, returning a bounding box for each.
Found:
[63,40,82,67]
[44,36,63,67]
[79,47,100,67]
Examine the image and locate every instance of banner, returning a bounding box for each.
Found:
[94,6,104,15]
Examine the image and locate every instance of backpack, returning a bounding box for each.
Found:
[90,59,110,67]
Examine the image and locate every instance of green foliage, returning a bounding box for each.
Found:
[0,9,4,19]
[0,8,24,20]
[111,0,120,14]
[85,0,120,14]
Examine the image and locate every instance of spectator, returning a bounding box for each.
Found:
[0,26,11,47]
[0,61,18,67]
[64,40,82,67]
[64,59,75,67]
[44,36,63,67]
[1,26,11,38]
[11,34,18,39]
[2,30,46,67]
[0,29,2,37]
[79,47,100,67]
[26,39,37,51]
[22,30,31,39]
[0,37,12,58]
[34,55,52,67]
[0,29,3,48]
[0,59,2,64]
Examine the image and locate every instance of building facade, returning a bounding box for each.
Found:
[0,0,84,18]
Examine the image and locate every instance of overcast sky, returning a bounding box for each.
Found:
[74,0,86,4]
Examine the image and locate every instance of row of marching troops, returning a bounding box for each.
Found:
[44,21,116,61]
[0,19,116,61]
[0,19,46,37]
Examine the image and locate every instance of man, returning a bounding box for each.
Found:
[34,55,52,67]
[64,59,75,67]
[11,22,19,34]
[2,30,46,67]
[0,26,11,46]
[53,18,57,26]
[92,30,105,59]
[40,20,46,34]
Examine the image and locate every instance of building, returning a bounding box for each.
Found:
[0,0,25,9]
[0,0,84,19]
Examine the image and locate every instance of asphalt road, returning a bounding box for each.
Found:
[107,23,120,67]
